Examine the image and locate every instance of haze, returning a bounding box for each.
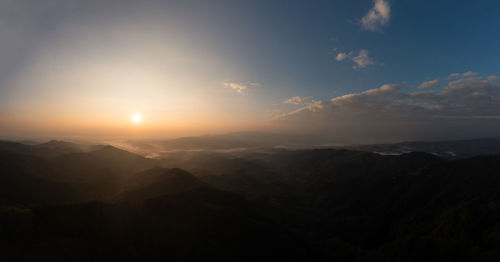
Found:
[1,0,499,144]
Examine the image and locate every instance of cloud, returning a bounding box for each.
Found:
[223,82,247,93]
[463,71,479,77]
[352,49,374,69]
[283,96,313,105]
[276,74,500,143]
[336,52,348,61]
[335,49,375,69]
[487,75,499,81]
[223,82,259,93]
[449,71,479,79]
[361,0,391,31]
[418,79,439,89]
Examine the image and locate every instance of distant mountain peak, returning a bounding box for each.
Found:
[116,167,206,203]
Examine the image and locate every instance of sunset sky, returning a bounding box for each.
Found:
[1,0,500,143]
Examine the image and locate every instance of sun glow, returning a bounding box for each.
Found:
[131,113,142,124]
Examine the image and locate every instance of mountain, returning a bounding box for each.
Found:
[35,140,86,156]
[0,143,161,203]
[1,174,309,261]
[1,140,500,261]
[0,140,38,155]
[125,134,500,160]
[346,138,500,159]
[0,150,81,205]
[0,140,85,157]
[124,132,318,158]
[151,148,500,260]
[116,167,207,202]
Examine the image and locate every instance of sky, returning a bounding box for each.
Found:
[0,0,499,143]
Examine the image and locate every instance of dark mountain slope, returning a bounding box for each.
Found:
[35,140,85,156]
[0,151,80,205]
[0,145,162,204]
[347,138,500,159]
[43,146,159,199]
[116,167,207,202]
[1,141,500,261]
[1,187,310,261]
[300,153,500,261]
[0,141,39,156]
[0,140,84,157]
[182,149,499,261]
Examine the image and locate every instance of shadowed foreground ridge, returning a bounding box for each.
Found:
[0,141,500,261]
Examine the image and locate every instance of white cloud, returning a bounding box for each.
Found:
[334,49,376,69]
[449,71,479,79]
[336,52,348,61]
[223,82,259,93]
[276,74,500,143]
[352,49,374,69]
[418,79,439,89]
[463,71,478,77]
[284,96,313,105]
[487,75,499,81]
[361,0,391,31]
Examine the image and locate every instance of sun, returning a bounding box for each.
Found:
[131,113,142,124]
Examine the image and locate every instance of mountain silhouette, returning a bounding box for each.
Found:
[116,167,207,202]
[1,140,500,261]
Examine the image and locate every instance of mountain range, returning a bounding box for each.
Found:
[1,139,499,261]
[121,133,500,160]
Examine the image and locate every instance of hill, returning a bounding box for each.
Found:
[1,140,500,261]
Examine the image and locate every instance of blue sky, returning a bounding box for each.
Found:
[158,0,500,96]
[1,0,500,142]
